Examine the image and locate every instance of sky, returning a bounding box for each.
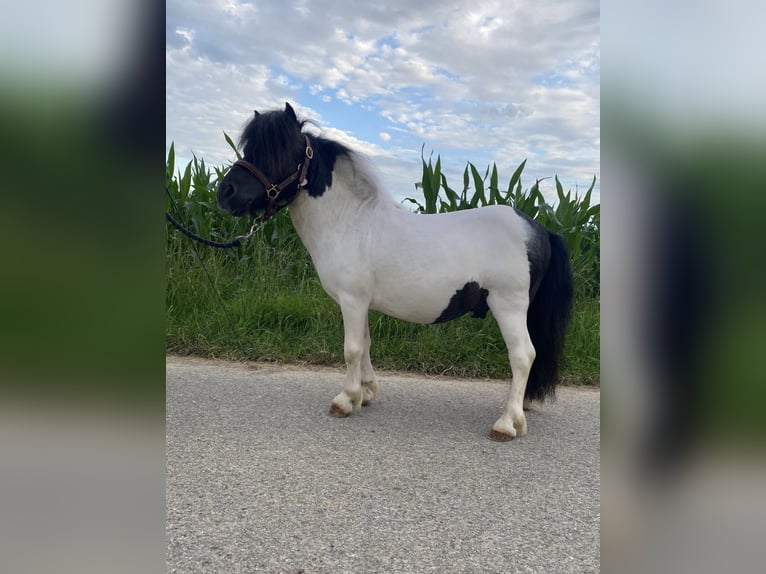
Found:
[166,0,600,204]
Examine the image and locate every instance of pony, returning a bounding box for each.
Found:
[217,102,573,441]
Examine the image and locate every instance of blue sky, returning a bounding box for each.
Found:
[166,0,600,204]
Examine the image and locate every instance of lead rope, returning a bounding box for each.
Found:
[165,185,265,249]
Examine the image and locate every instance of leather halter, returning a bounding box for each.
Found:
[232,135,314,219]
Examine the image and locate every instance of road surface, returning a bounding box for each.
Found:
[167,356,599,573]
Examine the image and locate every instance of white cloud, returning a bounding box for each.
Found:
[174,28,193,44]
[317,127,389,158]
[166,0,600,201]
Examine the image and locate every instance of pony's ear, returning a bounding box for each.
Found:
[253,109,260,118]
[285,102,297,121]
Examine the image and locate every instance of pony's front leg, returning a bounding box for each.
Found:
[329,301,369,417]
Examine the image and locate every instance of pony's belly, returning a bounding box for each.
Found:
[370,282,484,325]
[369,297,442,324]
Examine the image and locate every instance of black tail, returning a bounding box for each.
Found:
[525,231,574,401]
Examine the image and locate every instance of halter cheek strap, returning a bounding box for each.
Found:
[233,136,314,219]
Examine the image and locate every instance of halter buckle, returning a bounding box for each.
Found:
[265,184,280,199]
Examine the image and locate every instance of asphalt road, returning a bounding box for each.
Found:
[166,356,600,573]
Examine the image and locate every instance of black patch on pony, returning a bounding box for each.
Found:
[514,208,551,299]
[303,136,352,198]
[433,281,490,324]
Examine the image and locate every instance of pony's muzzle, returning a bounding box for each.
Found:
[216,179,238,212]
[217,180,235,201]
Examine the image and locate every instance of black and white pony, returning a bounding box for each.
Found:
[217,103,573,441]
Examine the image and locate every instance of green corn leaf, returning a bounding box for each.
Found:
[402,197,425,213]
[429,155,442,214]
[538,202,562,230]
[508,160,526,194]
[581,176,596,211]
[213,166,228,182]
[529,179,545,203]
[513,179,523,206]
[223,131,241,160]
[420,157,433,212]
[179,161,192,198]
[557,185,568,214]
[166,142,175,186]
[569,228,583,253]
[463,164,469,192]
[469,162,486,208]
[440,173,459,210]
[461,165,470,206]
[529,180,550,225]
[489,163,500,205]
[555,200,573,229]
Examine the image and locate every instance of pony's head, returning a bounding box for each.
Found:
[217,102,312,218]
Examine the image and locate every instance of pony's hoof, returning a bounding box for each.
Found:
[361,383,378,406]
[488,428,516,442]
[328,402,351,417]
[361,380,379,407]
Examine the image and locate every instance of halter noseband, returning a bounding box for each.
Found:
[232,135,314,220]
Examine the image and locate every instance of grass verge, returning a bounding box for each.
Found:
[166,237,599,384]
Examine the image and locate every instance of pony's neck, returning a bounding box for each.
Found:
[288,151,395,252]
[289,155,365,238]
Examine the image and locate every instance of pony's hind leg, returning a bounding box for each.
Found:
[487,295,535,441]
[360,320,379,406]
[329,301,368,417]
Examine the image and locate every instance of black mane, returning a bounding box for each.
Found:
[238,106,353,198]
[303,135,353,198]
